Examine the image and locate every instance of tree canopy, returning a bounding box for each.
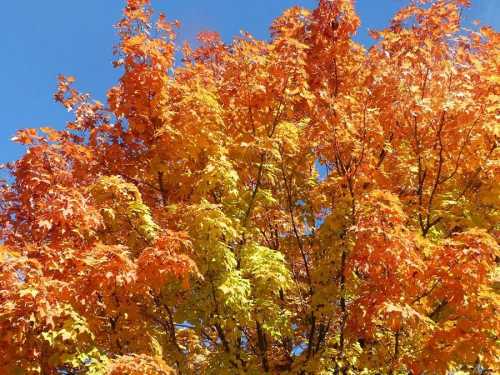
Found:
[0,0,498,374]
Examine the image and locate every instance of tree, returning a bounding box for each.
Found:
[0,0,498,373]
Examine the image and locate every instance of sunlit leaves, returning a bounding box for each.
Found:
[0,0,498,373]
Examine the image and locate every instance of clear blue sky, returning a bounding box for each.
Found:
[1,0,498,165]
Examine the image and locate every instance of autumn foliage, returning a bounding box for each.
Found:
[0,0,499,374]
